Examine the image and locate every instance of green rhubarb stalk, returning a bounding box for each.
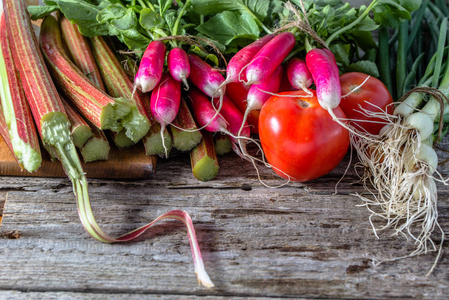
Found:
[61,98,92,148]
[81,126,110,163]
[190,130,219,181]
[214,134,232,156]
[0,13,41,172]
[0,100,15,157]
[143,122,173,157]
[39,15,149,143]
[170,98,202,152]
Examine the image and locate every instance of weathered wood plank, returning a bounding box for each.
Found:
[0,150,448,298]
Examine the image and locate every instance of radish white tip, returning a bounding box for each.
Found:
[136,75,157,93]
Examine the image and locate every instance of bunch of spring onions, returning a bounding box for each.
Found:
[350,0,449,274]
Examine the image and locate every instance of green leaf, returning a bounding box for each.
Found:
[28,5,59,20]
[373,0,412,28]
[44,0,112,36]
[347,60,380,78]
[195,11,260,46]
[330,44,350,66]
[111,8,139,31]
[191,0,270,22]
[139,8,165,31]
[400,0,422,12]
[97,4,126,24]
[189,46,220,67]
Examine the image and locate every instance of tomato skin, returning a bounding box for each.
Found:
[339,72,393,135]
[259,90,349,182]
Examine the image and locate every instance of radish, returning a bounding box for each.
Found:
[225,34,275,84]
[135,40,166,93]
[246,64,284,113]
[211,95,250,157]
[186,87,228,134]
[305,48,340,112]
[238,64,283,140]
[245,32,296,85]
[286,57,313,94]
[168,47,190,89]
[187,54,226,129]
[150,72,182,157]
[187,54,225,98]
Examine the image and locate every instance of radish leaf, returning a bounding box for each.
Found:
[195,11,260,46]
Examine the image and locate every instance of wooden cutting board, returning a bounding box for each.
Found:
[0,136,157,179]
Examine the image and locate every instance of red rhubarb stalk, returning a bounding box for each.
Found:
[60,15,106,91]
[39,15,149,142]
[0,13,41,172]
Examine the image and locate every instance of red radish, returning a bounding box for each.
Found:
[225,34,275,84]
[187,54,225,98]
[186,87,227,133]
[212,95,250,143]
[238,64,283,136]
[168,47,190,88]
[150,72,182,125]
[245,32,295,85]
[150,72,181,156]
[135,40,166,93]
[287,57,313,93]
[305,48,341,112]
[226,82,260,134]
[246,64,283,113]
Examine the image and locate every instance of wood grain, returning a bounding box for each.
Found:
[0,149,448,298]
[0,136,157,179]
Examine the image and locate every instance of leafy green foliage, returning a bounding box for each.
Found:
[195,11,260,46]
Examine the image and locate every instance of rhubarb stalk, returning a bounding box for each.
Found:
[80,126,110,163]
[4,0,213,288]
[89,35,150,137]
[60,15,105,91]
[39,15,149,143]
[0,13,41,172]
[190,130,219,181]
[62,98,92,148]
[170,98,202,152]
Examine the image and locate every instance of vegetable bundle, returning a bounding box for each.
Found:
[0,0,448,285]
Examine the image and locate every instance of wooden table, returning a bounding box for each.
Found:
[0,141,448,299]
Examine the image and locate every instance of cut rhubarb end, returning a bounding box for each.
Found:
[170,98,202,152]
[100,97,151,143]
[81,128,110,163]
[110,129,136,149]
[190,131,219,182]
[143,122,173,157]
[72,125,92,149]
[214,134,232,156]
[171,126,202,152]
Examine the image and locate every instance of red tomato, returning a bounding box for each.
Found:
[339,72,393,135]
[259,90,349,182]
